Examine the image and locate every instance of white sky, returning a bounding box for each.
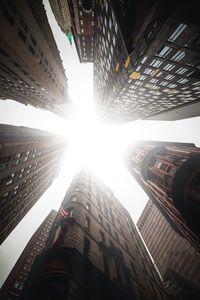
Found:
[0,0,200,287]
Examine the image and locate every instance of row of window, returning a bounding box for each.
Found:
[2,2,66,95]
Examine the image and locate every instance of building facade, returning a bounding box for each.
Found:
[93,0,200,122]
[0,0,70,117]
[50,0,95,63]
[21,171,169,300]
[0,124,66,245]
[126,140,200,251]
[138,199,200,298]
[0,210,57,300]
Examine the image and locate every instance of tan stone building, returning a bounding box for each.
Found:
[0,124,66,244]
[21,171,170,300]
[138,199,200,298]
[0,210,57,300]
[0,0,70,117]
[126,140,200,251]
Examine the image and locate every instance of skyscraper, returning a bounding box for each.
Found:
[0,124,66,245]
[93,0,200,122]
[50,0,95,62]
[126,140,200,250]
[138,199,200,298]
[21,171,169,300]
[0,210,57,300]
[0,0,70,117]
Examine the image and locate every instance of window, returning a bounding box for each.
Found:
[114,231,119,241]
[83,237,90,256]
[107,223,111,233]
[178,78,189,84]
[175,67,188,75]
[6,179,13,185]
[71,195,77,202]
[86,202,90,211]
[156,46,172,58]
[69,208,73,218]
[165,74,175,80]
[99,230,105,243]
[125,241,130,253]
[144,68,153,74]
[168,23,187,42]
[163,63,175,71]
[85,216,90,230]
[171,50,185,62]
[98,215,102,224]
[18,18,28,42]
[150,59,162,68]
[141,56,147,64]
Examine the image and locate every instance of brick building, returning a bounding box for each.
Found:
[0,210,57,300]
[137,199,200,298]
[0,124,66,244]
[0,0,70,117]
[93,0,200,122]
[126,140,200,251]
[21,171,169,300]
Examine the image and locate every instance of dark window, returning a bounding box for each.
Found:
[83,237,90,256]
[98,215,102,223]
[125,241,130,253]
[0,48,9,57]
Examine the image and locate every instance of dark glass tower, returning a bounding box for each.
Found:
[93,0,200,122]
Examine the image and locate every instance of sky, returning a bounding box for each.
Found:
[0,0,200,287]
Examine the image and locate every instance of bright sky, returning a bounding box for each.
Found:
[0,0,200,287]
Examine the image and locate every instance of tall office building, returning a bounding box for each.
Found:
[0,124,66,245]
[50,0,95,62]
[93,0,200,122]
[0,210,57,300]
[21,172,169,300]
[138,199,200,298]
[0,0,70,117]
[126,140,200,251]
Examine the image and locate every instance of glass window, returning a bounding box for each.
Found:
[175,67,188,75]
[98,215,102,223]
[178,78,189,84]
[171,50,186,62]
[157,46,172,58]
[163,64,175,71]
[168,23,187,42]
[71,195,77,202]
[83,237,90,256]
[114,231,119,241]
[165,74,175,80]
[86,202,90,211]
[99,230,105,243]
[141,56,147,64]
[85,216,90,230]
[150,59,163,68]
